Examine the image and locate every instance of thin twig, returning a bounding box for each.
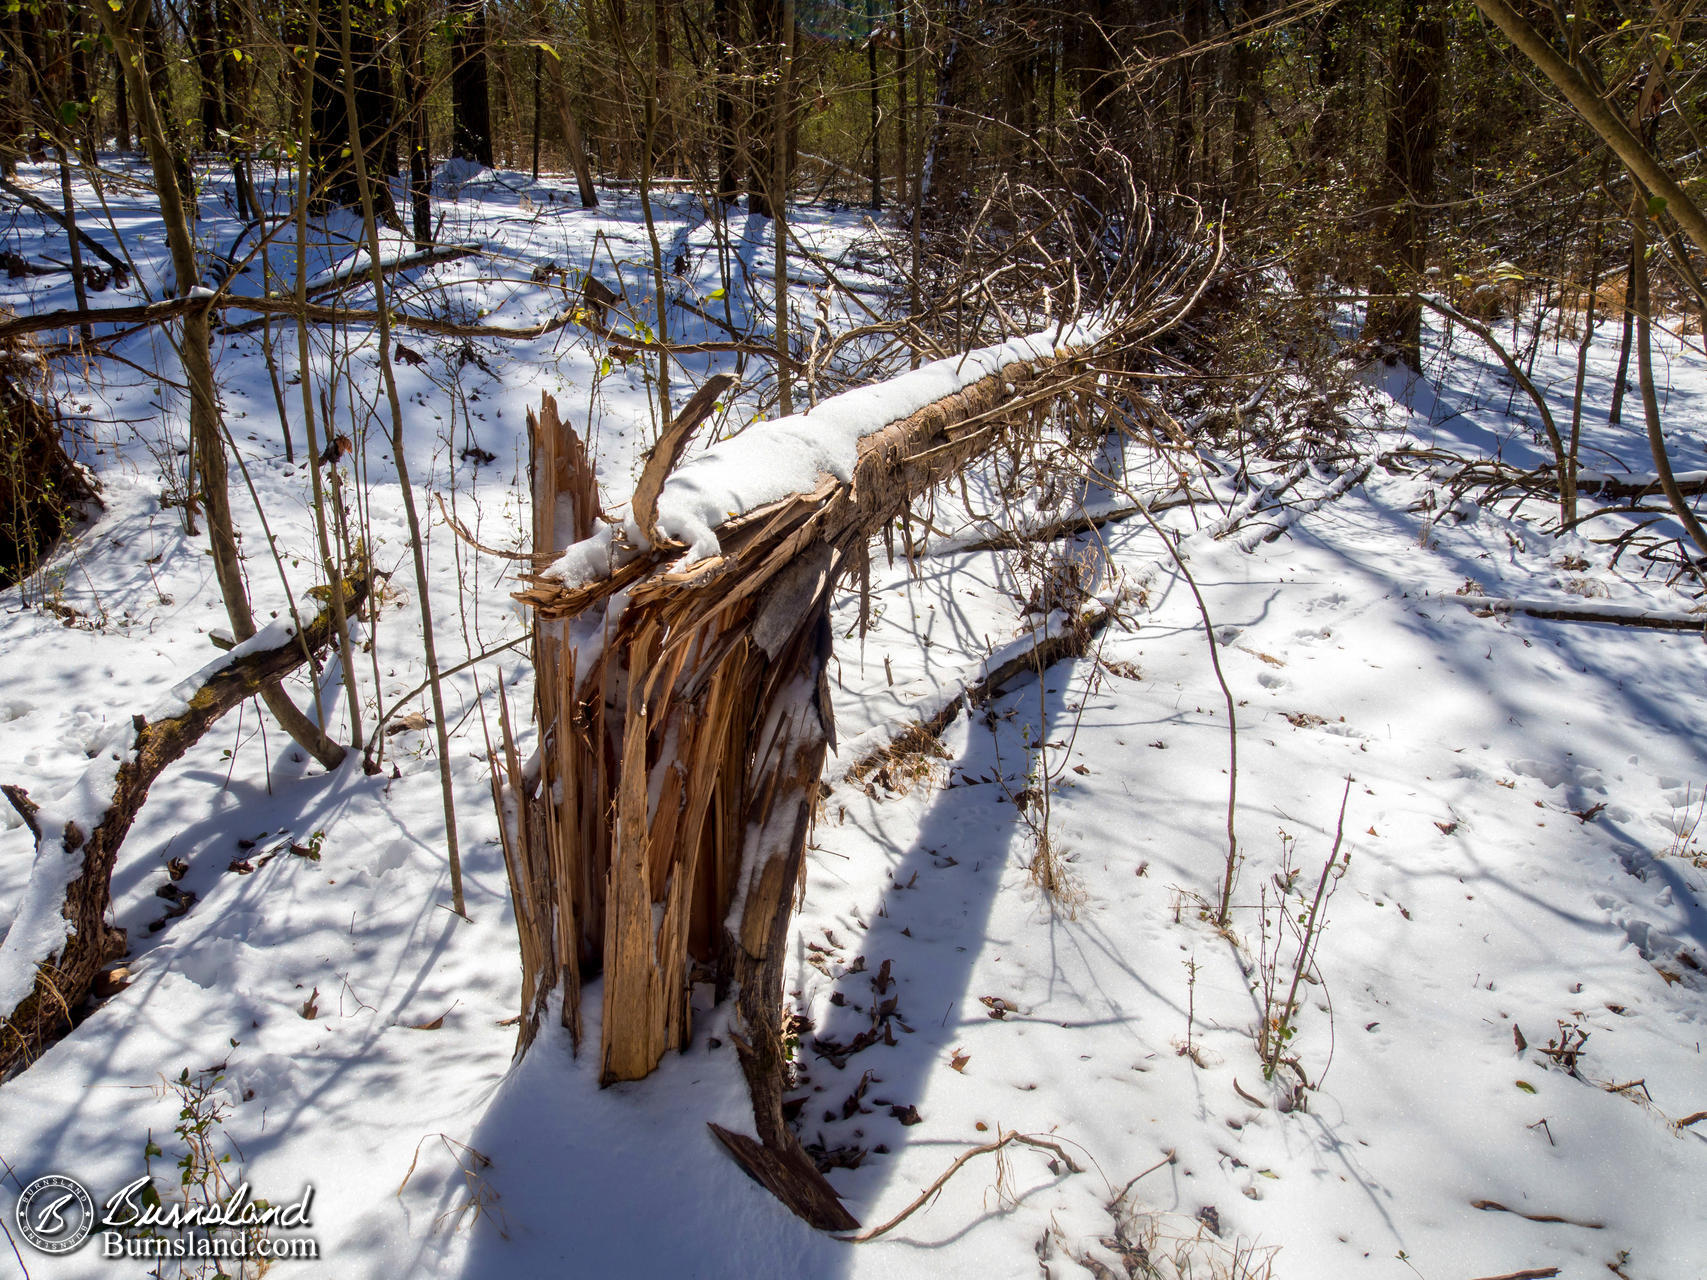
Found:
[839,1130,1082,1244]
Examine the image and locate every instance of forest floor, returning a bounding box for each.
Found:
[0,160,1703,1280]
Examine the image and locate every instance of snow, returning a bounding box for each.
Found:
[0,156,1703,1280]
[0,755,121,1010]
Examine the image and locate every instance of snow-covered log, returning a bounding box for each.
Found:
[0,573,368,1078]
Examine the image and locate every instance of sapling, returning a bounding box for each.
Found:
[1259,777,1352,1082]
[337,0,465,915]
[1183,953,1200,1061]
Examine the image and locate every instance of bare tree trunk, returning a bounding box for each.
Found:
[894,1,909,208]
[55,147,91,346]
[866,0,881,209]
[308,0,398,213]
[401,0,434,242]
[191,0,226,149]
[713,0,738,203]
[1229,0,1267,209]
[451,0,495,166]
[746,0,779,217]
[548,2,599,207]
[112,48,130,152]
[772,0,795,416]
[1362,0,1443,371]
[921,0,973,221]
[653,0,675,175]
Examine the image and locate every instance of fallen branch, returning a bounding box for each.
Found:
[0,571,368,1079]
[1444,594,1707,633]
[1470,1199,1603,1230]
[708,1124,860,1233]
[924,490,1205,557]
[1578,468,1707,501]
[845,602,1116,782]
[0,293,772,355]
[0,175,130,278]
[837,1129,1083,1243]
[1468,1269,1561,1280]
[298,242,483,301]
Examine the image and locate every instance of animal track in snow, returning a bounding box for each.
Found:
[1508,757,1606,794]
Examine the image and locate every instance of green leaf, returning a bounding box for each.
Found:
[1648,194,1669,218]
[1515,1079,1537,1094]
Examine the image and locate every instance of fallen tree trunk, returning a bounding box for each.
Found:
[0,572,368,1078]
[1444,593,1707,632]
[500,322,1132,1229]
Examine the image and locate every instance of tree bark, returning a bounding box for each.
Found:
[747,0,781,217]
[548,4,599,208]
[1631,213,1707,558]
[713,0,739,203]
[191,0,226,149]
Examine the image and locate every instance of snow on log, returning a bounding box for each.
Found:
[0,573,369,1079]
[516,318,1109,606]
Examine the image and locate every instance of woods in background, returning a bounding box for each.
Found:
[0,5,1698,369]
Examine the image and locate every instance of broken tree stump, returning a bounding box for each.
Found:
[496,320,1136,1228]
[0,572,369,1078]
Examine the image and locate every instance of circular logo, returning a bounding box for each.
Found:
[15,1175,95,1254]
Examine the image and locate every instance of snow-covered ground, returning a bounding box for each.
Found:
[0,161,1703,1280]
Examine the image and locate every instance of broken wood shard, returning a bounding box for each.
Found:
[632,373,736,548]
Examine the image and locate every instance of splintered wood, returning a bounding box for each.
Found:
[499,336,1108,1228]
